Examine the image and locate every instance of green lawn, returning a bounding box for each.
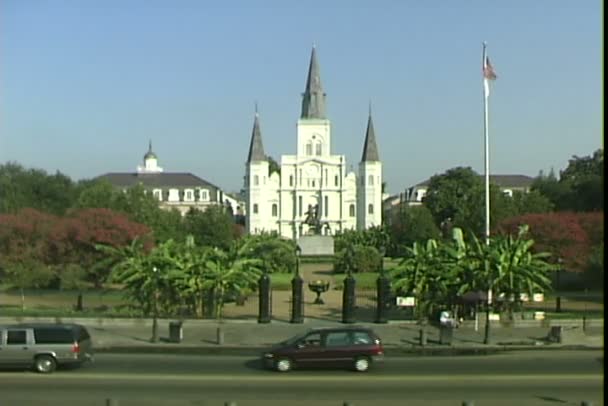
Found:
[269,273,293,290]
[330,272,379,290]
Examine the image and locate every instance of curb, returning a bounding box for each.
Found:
[95,344,604,356]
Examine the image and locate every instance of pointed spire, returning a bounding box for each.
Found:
[148,139,153,153]
[301,45,326,119]
[361,106,380,162]
[247,106,266,163]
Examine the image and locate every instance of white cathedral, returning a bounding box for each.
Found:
[245,47,382,239]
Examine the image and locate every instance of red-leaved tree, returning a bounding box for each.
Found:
[496,212,593,273]
[49,208,152,287]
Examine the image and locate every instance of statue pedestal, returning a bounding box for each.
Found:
[297,235,334,257]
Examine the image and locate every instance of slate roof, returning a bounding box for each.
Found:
[361,113,380,162]
[97,172,220,190]
[300,46,326,119]
[246,113,266,163]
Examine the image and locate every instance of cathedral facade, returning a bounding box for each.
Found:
[245,47,382,239]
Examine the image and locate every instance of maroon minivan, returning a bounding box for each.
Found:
[262,327,384,372]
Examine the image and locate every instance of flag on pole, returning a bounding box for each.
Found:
[483,55,497,98]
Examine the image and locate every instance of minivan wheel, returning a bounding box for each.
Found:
[275,358,292,372]
[354,356,370,372]
[34,355,57,374]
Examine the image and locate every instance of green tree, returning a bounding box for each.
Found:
[267,156,281,176]
[334,245,382,274]
[560,149,603,211]
[531,169,570,210]
[510,190,555,214]
[0,162,76,215]
[423,167,486,235]
[4,258,56,310]
[334,227,389,253]
[75,180,184,242]
[98,238,164,341]
[390,239,459,324]
[388,205,441,256]
[184,206,237,250]
[202,241,263,320]
[458,226,554,343]
[240,233,297,274]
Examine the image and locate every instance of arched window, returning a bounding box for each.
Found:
[253,204,259,214]
[289,175,294,187]
[272,203,278,217]
[349,204,355,217]
[368,175,374,186]
[315,143,322,156]
[368,204,374,214]
[253,175,259,186]
[306,142,312,156]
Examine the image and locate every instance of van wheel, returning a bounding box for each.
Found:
[34,355,57,374]
[275,358,293,372]
[353,356,370,372]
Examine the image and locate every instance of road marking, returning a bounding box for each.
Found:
[3,373,603,382]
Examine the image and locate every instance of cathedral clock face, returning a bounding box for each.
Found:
[306,165,319,177]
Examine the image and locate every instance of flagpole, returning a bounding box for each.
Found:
[483,42,490,248]
[482,41,492,344]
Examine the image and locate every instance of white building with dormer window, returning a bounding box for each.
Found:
[245,47,382,239]
[97,142,245,216]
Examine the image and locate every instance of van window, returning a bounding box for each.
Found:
[7,330,27,345]
[325,332,351,347]
[352,331,373,345]
[77,327,90,342]
[34,327,74,344]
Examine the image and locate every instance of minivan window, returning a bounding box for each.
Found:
[7,330,27,345]
[352,331,373,345]
[301,333,321,347]
[325,332,350,347]
[77,327,90,342]
[34,328,74,344]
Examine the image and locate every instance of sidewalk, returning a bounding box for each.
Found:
[0,316,602,354]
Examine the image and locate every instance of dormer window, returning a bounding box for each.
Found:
[168,189,180,202]
[184,189,194,202]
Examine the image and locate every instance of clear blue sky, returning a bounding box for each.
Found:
[0,0,602,195]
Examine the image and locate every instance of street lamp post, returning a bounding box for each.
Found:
[375,248,389,324]
[555,258,562,313]
[258,263,271,323]
[151,266,159,343]
[290,246,304,323]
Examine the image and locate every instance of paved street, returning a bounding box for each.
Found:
[0,351,603,405]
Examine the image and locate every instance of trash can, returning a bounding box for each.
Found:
[169,321,183,343]
[548,326,562,343]
[439,325,453,345]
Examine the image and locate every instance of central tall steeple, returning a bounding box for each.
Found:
[300,45,326,119]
